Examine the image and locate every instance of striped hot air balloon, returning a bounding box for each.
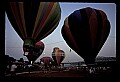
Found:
[52,47,65,66]
[6,2,61,62]
[61,7,110,64]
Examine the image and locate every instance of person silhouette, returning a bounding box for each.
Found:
[10,62,17,76]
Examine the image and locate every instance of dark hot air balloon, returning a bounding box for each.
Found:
[23,40,44,63]
[6,2,61,62]
[61,7,110,64]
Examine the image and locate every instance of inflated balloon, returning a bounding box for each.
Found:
[23,40,44,63]
[6,2,61,61]
[52,47,65,66]
[61,7,110,64]
[40,56,52,65]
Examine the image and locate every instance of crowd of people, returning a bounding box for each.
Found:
[5,61,59,76]
[5,60,113,78]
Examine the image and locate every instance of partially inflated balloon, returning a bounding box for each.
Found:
[61,7,110,64]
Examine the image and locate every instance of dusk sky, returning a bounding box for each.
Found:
[5,2,116,63]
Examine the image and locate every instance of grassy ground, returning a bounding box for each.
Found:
[4,69,116,81]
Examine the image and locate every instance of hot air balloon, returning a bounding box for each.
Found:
[61,7,110,64]
[23,40,44,63]
[52,47,65,66]
[5,2,61,62]
[40,56,52,65]
[40,56,53,72]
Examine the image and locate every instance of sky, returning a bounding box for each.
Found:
[5,2,116,63]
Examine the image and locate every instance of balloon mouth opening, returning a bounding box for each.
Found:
[23,39,35,56]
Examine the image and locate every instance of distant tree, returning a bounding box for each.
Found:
[5,55,10,62]
[5,55,10,68]
[19,58,24,62]
[9,57,16,62]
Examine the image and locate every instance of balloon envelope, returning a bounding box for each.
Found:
[61,7,110,64]
[40,56,52,64]
[6,2,61,42]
